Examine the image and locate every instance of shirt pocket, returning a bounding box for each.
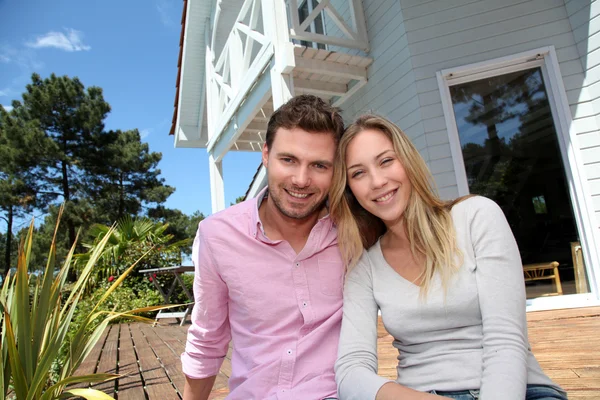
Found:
[317,259,344,297]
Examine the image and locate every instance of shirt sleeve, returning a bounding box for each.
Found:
[470,197,528,399]
[335,251,393,400]
[181,222,231,379]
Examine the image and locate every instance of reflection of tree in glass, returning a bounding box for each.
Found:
[451,68,551,208]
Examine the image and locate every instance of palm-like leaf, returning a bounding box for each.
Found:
[0,206,175,399]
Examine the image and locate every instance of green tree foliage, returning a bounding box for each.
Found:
[230,195,246,206]
[75,217,191,292]
[147,206,205,253]
[86,129,175,223]
[0,106,54,274]
[12,73,111,251]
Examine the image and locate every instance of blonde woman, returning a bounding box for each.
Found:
[330,115,566,400]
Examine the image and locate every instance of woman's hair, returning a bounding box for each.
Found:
[330,114,469,296]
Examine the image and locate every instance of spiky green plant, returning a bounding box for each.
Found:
[0,207,172,399]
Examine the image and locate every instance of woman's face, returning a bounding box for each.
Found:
[345,129,412,226]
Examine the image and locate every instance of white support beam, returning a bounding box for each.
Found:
[294,57,368,81]
[209,154,225,213]
[294,78,347,97]
[332,78,367,107]
[208,66,272,162]
[244,121,267,133]
[235,131,265,142]
[174,124,208,148]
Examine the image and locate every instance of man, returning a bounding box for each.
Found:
[182,94,346,399]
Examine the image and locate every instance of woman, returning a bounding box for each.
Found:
[330,115,567,400]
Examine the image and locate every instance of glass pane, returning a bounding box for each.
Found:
[450,68,590,299]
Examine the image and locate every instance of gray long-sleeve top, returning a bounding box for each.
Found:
[335,196,563,399]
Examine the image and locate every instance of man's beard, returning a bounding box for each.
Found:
[268,185,327,220]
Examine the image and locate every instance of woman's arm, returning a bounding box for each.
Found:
[335,252,447,400]
[376,382,448,400]
[469,197,529,399]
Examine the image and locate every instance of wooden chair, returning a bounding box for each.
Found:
[523,261,563,296]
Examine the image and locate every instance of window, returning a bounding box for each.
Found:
[297,0,326,50]
[437,48,598,306]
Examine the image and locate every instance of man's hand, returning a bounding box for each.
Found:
[183,375,217,400]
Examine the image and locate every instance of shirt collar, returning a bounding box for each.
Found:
[250,187,333,241]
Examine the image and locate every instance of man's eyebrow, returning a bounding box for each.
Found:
[314,160,333,167]
[347,149,394,170]
[276,152,298,160]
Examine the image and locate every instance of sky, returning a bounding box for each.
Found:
[0,0,262,228]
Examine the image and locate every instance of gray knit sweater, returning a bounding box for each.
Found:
[335,196,563,400]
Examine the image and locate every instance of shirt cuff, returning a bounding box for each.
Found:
[180,351,225,379]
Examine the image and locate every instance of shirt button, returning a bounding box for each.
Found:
[295,262,299,267]
[302,301,307,307]
[287,349,292,355]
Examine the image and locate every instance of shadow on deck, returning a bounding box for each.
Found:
[74,306,600,399]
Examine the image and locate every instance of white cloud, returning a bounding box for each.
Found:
[26,29,91,52]
[140,129,151,139]
[156,0,176,27]
[1,105,13,112]
[0,88,16,97]
[0,54,10,63]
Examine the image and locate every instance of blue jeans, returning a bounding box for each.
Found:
[430,384,567,399]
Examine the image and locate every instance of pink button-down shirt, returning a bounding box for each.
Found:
[181,188,344,399]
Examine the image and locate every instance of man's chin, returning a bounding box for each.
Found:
[280,202,322,220]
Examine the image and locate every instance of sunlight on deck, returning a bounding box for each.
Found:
[74,307,600,399]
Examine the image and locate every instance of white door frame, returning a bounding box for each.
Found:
[436,46,600,311]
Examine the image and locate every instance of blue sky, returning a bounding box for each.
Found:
[0,0,261,227]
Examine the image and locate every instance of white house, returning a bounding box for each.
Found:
[169,0,600,311]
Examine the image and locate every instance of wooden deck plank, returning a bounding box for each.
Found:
[77,306,600,399]
[140,324,186,395]
[130,323,177,398]
[116,324,146,399]
[92,324,119,396]
[69,325,109,389]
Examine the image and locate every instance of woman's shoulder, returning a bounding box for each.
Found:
[348,241,383,277]
[451,195,503,218]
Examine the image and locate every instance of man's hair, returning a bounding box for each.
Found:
[265,94,344,149]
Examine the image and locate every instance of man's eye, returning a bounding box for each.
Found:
[314,163,327,170]
[282,158,293,163]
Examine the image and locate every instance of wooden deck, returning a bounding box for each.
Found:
[75,307,600,399]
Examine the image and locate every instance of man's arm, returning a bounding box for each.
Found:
[183,376,217,400]
[181,223,231,398]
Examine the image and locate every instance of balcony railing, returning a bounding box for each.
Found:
[205,0,369,142]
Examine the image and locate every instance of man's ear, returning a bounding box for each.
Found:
[262,143,269,168]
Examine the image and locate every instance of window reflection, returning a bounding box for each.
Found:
[450,68,589,298]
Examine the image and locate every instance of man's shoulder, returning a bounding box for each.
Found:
[199,198,255,236]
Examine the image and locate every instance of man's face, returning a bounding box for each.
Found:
[262,127,336,220]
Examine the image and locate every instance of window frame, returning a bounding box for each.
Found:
[436,46,600,310]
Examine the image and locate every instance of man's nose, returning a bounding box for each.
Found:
[291,167,310,188]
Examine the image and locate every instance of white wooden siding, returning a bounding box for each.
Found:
[566,0,600,222]
[319,0,599,215]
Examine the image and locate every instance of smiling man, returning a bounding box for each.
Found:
[182,95,345,400]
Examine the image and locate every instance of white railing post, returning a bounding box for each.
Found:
[262,0,296,108]
[205,21,216,140]
[209,153,225,213]
[287,0,369,51]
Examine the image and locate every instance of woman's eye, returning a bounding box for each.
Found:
[351,170,363,178]
[382,158,393,165]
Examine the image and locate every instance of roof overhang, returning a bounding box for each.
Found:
[169,0,215,148]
